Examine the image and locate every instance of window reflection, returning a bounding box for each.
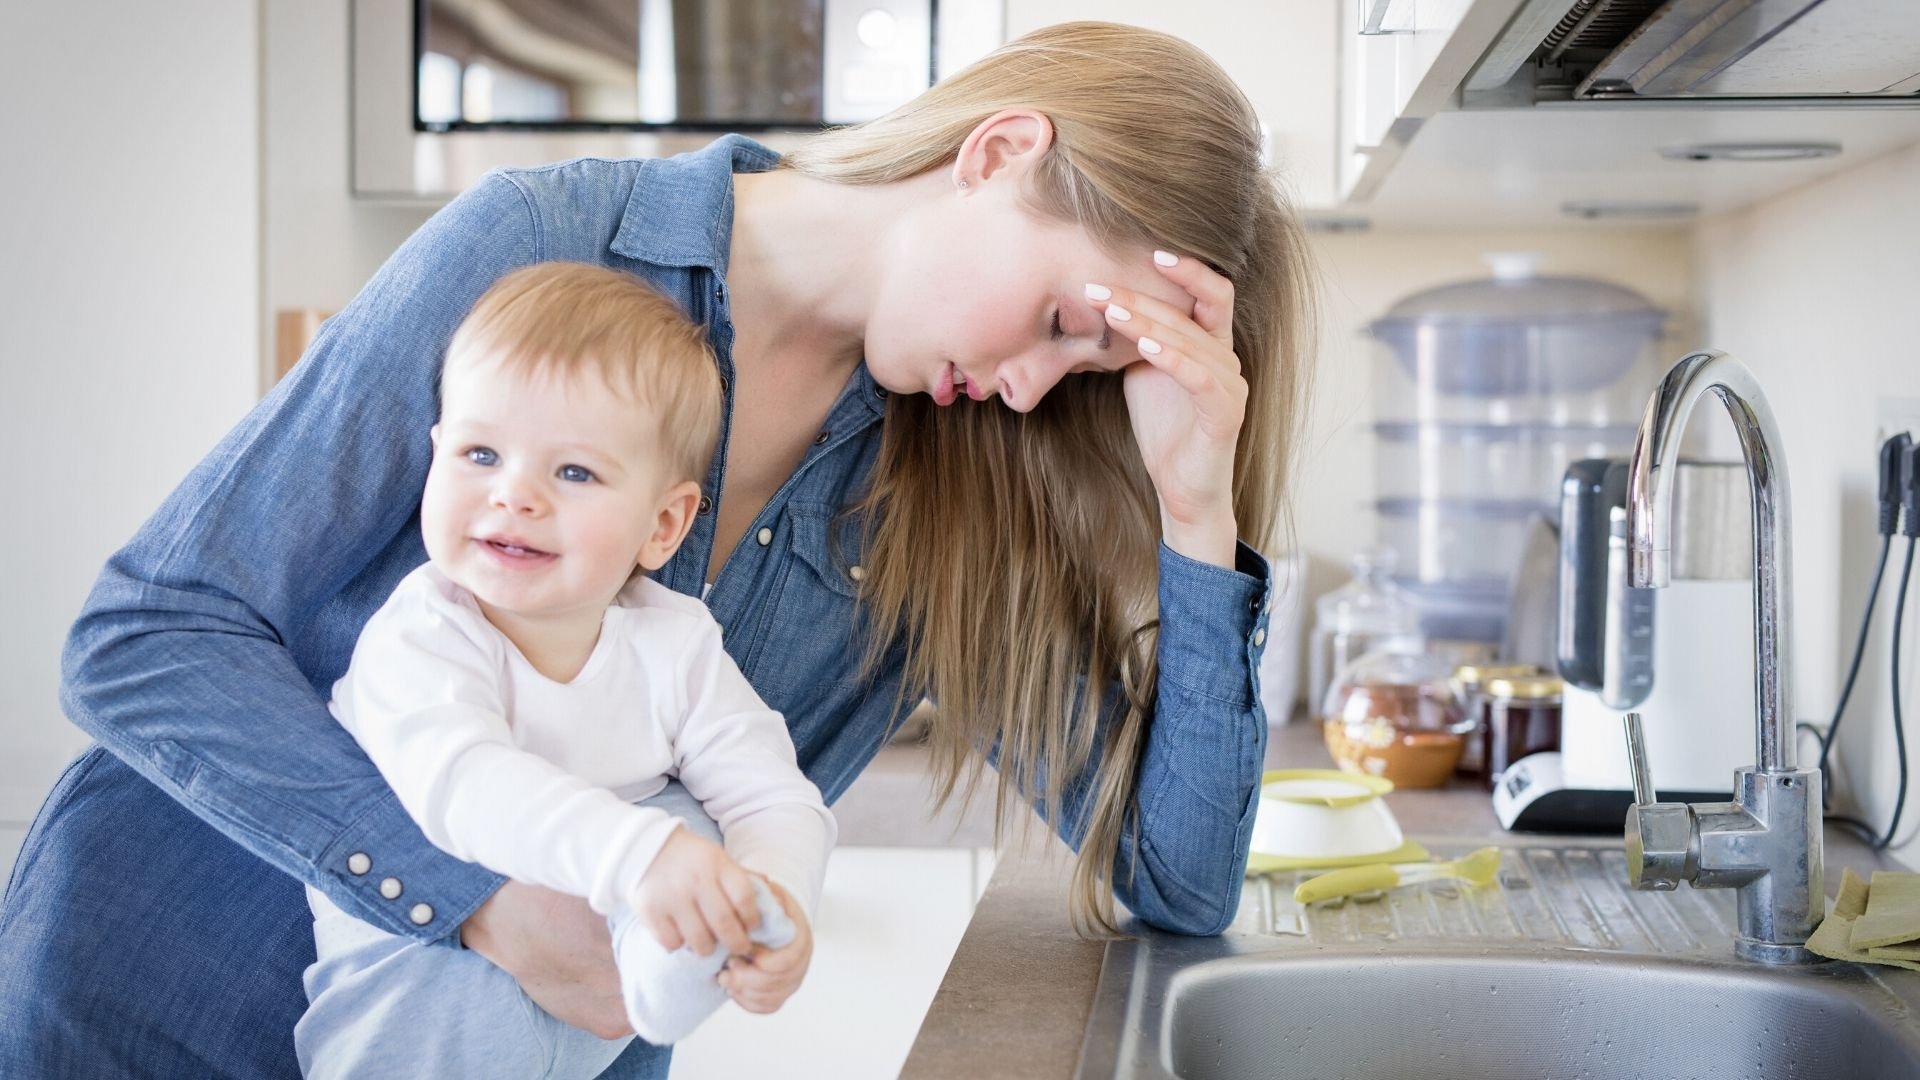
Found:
[418,0,849,128]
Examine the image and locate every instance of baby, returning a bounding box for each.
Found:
[295,262,835,1078]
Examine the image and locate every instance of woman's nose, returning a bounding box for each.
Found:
[998,354,1067,413]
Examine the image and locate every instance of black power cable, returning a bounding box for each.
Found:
[1880,441,1920,849]
[1804,433,1911,848]
[1878,537,1915,849]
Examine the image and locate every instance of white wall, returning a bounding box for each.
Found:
[1691,142,1920,850]
[0,3,260,861]
[263,2,433,344]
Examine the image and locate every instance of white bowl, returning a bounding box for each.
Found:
[1250,769,1405,860]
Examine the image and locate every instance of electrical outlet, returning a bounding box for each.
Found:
[1878,397,1920,448]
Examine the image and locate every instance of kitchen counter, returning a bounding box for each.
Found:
[900,718,1913,1079]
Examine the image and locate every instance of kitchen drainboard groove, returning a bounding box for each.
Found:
[1244,842,1743,954]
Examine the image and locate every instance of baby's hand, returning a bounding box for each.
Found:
[719,878,812,1014]
[631,827,764,958]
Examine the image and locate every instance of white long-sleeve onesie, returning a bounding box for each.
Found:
[328,562,835,925]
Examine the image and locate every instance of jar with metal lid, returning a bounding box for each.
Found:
[1483,674,1564,790]
[1449,663,1539,782]
[1322,648,1471,789]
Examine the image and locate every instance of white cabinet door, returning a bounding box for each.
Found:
[668,846,989,1080]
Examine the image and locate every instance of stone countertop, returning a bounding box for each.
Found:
[900,718,1910,1080]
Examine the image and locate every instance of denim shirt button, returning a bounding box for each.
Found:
[848,565,866,582]
[813,430,830,445]
[1262,596,1272,615]
[1252,627,1267,647]
[346,852,371,876]
[756,527,773,546]
[409,904,435,926]
[697,496,712,515]
[378,877,403,900]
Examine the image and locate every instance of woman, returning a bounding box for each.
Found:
[0,21,1314,1079]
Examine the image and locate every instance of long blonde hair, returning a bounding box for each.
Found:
[785,21,1317,934]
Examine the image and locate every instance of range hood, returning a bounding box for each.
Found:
[1470,0,1920,103]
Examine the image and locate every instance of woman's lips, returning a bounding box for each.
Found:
[933,362,990,406]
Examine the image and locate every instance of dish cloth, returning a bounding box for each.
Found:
[1806,868,1920,970]
[610,876,796,1044]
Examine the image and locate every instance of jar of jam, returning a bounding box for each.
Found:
[1322,648,1471,789]
[1449,664,1539,783]
[1483,674,1564,791]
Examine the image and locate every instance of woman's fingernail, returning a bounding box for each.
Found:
[1154,250,1178,267]
[1106,303,1132,322]
[1084,283,1112,301]
[1138,336,1163,355]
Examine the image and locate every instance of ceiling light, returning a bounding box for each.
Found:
[1659,142,1842,163]
[1562,200,1700,221]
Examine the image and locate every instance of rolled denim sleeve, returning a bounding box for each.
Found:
[58,173,544,943]
[1047,540,1271,936]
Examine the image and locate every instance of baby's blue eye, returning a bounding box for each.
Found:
[465,447,498,466]
[557,464,595,484]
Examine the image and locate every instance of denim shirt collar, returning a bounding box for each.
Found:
[609,134,886,420]
[609,134,783,274]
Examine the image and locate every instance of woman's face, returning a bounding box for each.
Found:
[862,182,1195,414]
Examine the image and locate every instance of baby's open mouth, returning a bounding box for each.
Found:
[481,538,554,559]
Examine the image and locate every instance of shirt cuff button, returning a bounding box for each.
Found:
[1253,627,1267,647]
[409,903,435,926]
[347,853,372,876]
[379,877,403,900]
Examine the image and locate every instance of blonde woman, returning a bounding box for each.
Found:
[0,21,1315,1079]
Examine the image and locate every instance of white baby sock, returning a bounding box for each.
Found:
[610,875,796,1045]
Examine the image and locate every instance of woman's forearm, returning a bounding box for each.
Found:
[1114,540,1271,935]
[56,172,545,942]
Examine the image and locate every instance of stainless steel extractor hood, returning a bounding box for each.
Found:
[1469,0,1920,103]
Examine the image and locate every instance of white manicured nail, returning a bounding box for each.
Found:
[1084,283,1112,301]
[1138,336,1163,355]
[1154,250,1178,267]
[1107,304,1132,322]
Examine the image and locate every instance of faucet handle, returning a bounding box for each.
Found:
[1621,711,1695,891]
[1624,711,1656,807]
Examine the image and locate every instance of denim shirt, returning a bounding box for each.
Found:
[58,135,1275,944]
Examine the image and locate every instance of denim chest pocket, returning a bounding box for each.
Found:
[752,501,869,693]
[783,502,866,601]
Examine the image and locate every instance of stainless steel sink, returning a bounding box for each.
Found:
[1075,838,1920,1079]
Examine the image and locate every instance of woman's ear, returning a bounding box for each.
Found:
[635,480,704,572]
[951,109,1056,192]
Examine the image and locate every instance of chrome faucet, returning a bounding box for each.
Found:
[1618,351,1824,964]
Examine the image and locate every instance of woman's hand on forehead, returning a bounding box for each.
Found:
[1081,250,1244,567]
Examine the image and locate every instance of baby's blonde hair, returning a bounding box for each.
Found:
[444,262,723,485]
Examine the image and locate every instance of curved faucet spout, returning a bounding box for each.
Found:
[1623,350,1795,771]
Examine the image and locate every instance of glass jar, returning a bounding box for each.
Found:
[1483,674,1565,790]
[1307,548,1421,723]
[1449,664,1540,782]
[1322,648,1470,789]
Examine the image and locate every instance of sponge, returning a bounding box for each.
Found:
[1806,868,1920,971]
